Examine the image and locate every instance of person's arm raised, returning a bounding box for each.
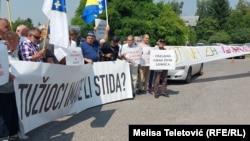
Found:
[102,24,110,43]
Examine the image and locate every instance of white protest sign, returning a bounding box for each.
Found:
[0,44,9,85]
[124,47,142,65]
[54,47,68,62]
[95,19,107,40]
[140,46,151,66]
[66,47,84,65]
[150,50,176,70]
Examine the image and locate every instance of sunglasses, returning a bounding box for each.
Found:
[31,34,40,40]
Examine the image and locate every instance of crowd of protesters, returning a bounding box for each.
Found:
[0,19,170,140]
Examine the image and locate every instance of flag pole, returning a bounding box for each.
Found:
[6,0,12,30]
[42,20,50,50]
[105,0,108,25]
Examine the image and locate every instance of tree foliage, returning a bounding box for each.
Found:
[207,0,231,30]
[196,0,211,18]
[230,28,250,43]
[152,4,188,45]
[196,0,250,44]
[236,0,250,15]
[71,0,189,46]
[11,18,34,31]
[208,31,231,44]
[167,0,184,15]
[196,17,218,43]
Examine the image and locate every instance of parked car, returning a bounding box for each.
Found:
[195,43,204,46]
[211,43,224,46]
[168,63,204,83]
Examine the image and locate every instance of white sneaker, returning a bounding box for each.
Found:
[8,134,19,141]
[18,132,29,140]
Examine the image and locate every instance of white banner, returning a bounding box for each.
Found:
[0,44,9,85]
[164,45,250,67]
[10,61,132,133]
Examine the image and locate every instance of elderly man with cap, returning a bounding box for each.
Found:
[99,35,121,61]
[80,25,110,64]
[152,39,169,98]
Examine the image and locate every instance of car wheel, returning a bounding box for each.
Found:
[184,67,192,83]
[242,56,245,59]
[198,63,204,76]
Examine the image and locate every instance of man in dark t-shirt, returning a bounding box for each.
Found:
[99,36,120,61]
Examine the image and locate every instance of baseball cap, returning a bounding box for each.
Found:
[86,30,95,37]
[112,36,120,43]
[158,39,165,43]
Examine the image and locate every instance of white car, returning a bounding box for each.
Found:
[168,63,204,83]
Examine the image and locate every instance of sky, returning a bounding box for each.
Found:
[0,0,240,26]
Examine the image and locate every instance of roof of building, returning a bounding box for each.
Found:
[180,16,199,27]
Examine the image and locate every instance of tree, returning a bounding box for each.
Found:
[152,4,188,45]
[196,0,211,18]
[224,10,244,35]
[196,17,219,43]
[208,31,231,44]
[207,0,231,30]
[236,0,250,15]
[71,0,189,46]
[230,28,250,43]
[167,0,184,15]
[195,0,232,43]
[12,18,34,31]
[224,0,250,43]
[187,27,197,45]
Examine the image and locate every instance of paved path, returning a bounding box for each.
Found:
[25,58,250,141]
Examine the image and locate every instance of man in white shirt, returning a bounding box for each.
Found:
[120,35,141,96]
[137,34,151,94]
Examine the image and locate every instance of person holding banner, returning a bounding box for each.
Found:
[120,35,141,96]
[152,39,169,98]
[0,31,28,140]
[0,17,11,140]
[80,25,110,64]
[19,27,45,62]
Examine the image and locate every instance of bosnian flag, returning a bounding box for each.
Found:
[82,0,106,25]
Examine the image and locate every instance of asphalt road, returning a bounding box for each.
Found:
[24,58,250,141]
